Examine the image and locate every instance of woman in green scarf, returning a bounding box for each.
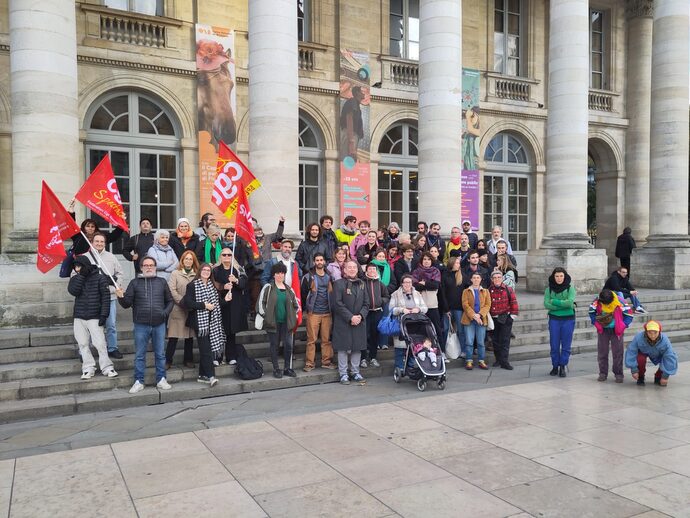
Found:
[195,224,223,266]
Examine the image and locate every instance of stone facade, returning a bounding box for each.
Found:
[0,0,688,325]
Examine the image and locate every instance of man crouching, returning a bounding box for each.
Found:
[625,320,678,386]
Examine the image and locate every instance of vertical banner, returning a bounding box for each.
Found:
[339,49,371,222]
[196,24,237,227]
[461,68,481,230]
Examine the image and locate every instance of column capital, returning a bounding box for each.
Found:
[626,0,654,19]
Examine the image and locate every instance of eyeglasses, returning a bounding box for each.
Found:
[221,253,232,256]
[142,264,155,268]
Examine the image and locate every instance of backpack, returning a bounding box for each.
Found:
[234,344,263,380]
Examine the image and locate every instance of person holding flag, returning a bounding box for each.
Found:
[212,248,248,366]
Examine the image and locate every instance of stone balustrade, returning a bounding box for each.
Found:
[380,56,419,87]
[588,89,614,111]
[100,13,166,47]
[485,72,539,105]
[298,45,315,71]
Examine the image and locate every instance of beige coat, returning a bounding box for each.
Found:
[167,269,196,338]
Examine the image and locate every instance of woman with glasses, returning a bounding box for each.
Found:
[212,248,248,366]
[388,274,428,377]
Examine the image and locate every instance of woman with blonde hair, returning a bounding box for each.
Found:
[495,254,518,290]
[166,250,199,369]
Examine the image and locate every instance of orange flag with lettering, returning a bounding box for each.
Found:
[234,188,260,259]
[212,140,261,219]
[37,181,81,273]
[75,155,129,233]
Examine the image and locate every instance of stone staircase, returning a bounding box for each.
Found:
[0,290,689,424]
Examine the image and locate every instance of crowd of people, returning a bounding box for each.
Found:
[65,208,678,393]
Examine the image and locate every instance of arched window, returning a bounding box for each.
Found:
[85,92,181,252]
[298,114,324,232]
[483,133,531,253]
[378,122,418,231]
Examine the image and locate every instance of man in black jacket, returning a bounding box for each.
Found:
[122,217,154,275]
[615,227,636,274]
[68,256,118,380]
[116,256,174,393]
[296,223,331,274]
[462,251,490,289]
[604,267,646,314]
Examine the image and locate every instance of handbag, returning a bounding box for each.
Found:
[377,314,401,336]
[445,325,461,360]
[254,312,264,330]
[58,247,75,278]
[486,313,494,331]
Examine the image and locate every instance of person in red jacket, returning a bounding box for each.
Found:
[488,271,519,370]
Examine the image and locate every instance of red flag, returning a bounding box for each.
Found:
[291,262,303,329]
[234,188,260,259]
[212,140,261,219]
[75,155,130,233]
[37,182,80,273]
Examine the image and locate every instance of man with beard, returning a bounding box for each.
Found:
[301,253,336,371]
[122,217,154,275]
[296,223,331,274]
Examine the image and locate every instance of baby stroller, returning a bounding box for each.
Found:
[393,313,447,391]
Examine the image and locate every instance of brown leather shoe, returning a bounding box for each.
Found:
[303,365,314,372]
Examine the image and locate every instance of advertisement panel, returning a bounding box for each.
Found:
[461,68,481,230]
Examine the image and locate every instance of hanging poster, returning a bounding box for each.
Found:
[461,67,481,230]
[339,49,371,222]
[196,24,237,227]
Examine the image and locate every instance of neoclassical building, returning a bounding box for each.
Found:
[0,0,688,326]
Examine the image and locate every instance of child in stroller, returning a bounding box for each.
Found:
[413,338,439,368]
[394,313,447,391]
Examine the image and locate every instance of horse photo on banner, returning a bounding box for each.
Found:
[196,24,237,227]
[339,49,371,222]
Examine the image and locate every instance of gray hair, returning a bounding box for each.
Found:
[154,229,170,242]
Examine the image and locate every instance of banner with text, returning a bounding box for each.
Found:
[339,49,371,222]
[461,68,480,231]
[196,24,237,227]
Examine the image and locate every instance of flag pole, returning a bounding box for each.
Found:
[259,185,283,215]
[80,231,117,287]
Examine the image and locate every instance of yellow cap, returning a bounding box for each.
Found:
[645,321,661,332]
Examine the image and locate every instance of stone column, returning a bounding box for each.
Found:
[526,0,607,292]
[248,0,299,235]
[417,0,462,233]
[634,0,690,289]
[624,0,654,245]
[8,0,79,252]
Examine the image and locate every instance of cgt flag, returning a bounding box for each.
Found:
[75,155,130,233]
[37,181,81,273]
[234,188,260,259]
[291,262,303,329]
[212,140,261,219]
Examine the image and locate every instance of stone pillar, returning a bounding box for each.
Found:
[8,0,79,253]
[624,0,654,245]
[526,0,607,293]
[634,0,690,289]
[417,0,462,233]
[248,0,299,235]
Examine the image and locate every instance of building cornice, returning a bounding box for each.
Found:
[77,54,196,76]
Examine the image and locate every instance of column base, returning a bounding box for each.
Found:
[632,236,690,289]
[526,247,608,294]
[539,233,593,249]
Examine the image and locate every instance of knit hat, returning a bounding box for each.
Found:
[644,320,661,333]
[177,217,191,228]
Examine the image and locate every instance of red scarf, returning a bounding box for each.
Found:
[450,236,461,246]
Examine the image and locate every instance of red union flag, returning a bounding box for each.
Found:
[212,140,261,219]
[37,181,80,273]
[234,188,260,259]
[75,155,130,233]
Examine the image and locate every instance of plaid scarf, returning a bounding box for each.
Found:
[193,279,225,354]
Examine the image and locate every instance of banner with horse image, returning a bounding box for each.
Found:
[461,68,480,231]
[339,49,371,222]
[196,24,237,227]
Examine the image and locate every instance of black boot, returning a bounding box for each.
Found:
[550,366,559,376]
[559,365,566,377]
[637,375,646,386]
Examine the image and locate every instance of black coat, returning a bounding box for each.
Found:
[122,232,155,274]
[393,258,418,285]
[332,277,369,352]
[182,280,229,335]
[604,272,635,298]
[615,233,636,259]
[118,276,173,326]
[69,212,124,256]
[68,269,110,321]
[355,243,379,265]
[462,264,490,290]
[213,265,249,334]
[441,269,464,311]
[295,238,331,273]
[363,277,390,311]
[170,232,201,259]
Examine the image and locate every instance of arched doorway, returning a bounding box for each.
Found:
[298,112,325,232]
[377,121,418,231]
[588,137,623,271]
[85,91,182,253]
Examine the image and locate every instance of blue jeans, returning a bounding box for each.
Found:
[133,322,166,383]
[463,321,486,361]
[394,347,406,370]
[450,310,467,350]
[548,317,576,367]
[106,299,118,352]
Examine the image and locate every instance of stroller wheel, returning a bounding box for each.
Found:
[437,379,446,390]
[393,367,402,383]
[417,379,427,392]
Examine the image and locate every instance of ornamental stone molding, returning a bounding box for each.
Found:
[626,0,654,19]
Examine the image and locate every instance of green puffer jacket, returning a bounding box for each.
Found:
[544,285,576,318]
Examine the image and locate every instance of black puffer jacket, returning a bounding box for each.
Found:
[118,275,173,326]
[67,257,110,321]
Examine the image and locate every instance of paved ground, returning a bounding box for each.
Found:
[2,346,690,517]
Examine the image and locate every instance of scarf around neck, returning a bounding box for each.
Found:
[412,264,441,283]
[450,235,461,246]
[193,279,225,354]
[371,258,391,286]
[204,238,222,264]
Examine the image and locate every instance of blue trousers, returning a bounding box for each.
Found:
[133,322,166,383]
[548,317,576,367]
[106,299,118,352]
[463,321,486,361]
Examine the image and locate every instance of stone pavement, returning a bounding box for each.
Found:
[3,351,690,517]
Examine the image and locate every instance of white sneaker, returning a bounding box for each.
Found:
[156,377,172,390]
[213,360,220,367]
[209,376,219,387]
[81,371,94,380]
[229,359,237,365]
[370,358,380,368]
[129,380,144,394]
[105,369,119,378]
